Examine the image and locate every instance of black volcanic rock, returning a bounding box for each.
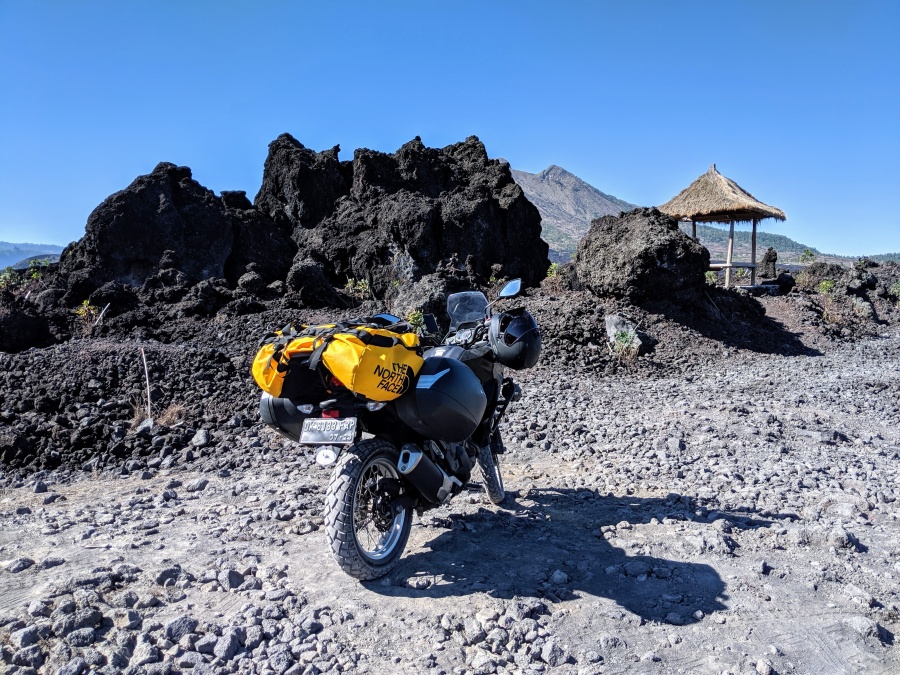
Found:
[1,133,548,351]
[0,296,54,353]
[57,164,294,305]
[254,136,349,232]
[574,207,709,302]
[255,134,549,304]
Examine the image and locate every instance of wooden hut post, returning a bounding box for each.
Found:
[725,218,735,288]
[751,218,758,286]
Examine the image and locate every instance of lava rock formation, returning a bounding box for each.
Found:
[574,207,710,302]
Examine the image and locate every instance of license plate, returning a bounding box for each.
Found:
[300,417,357,445]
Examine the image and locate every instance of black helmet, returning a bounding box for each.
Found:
[489,308,541,369]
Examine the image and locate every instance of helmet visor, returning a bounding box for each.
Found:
[502,310,539,345]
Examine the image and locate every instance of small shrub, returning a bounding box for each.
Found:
[406,309,425,335]
[889,281,900,299]
[852,297,873,318]
[817,279,836,295]
[612,330,639,362]
[705,270,718,285]
[27,259,49,281]
[343,277,370,300]
[819,297,843,325]
[74,300,100,335]
[0,267,19,291]
[546,263,561,278]
[799,249,817,264]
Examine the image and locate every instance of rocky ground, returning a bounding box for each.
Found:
[4,133,899,674]
[2,313,898,675]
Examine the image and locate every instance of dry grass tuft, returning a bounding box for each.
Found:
[157,402,186,426]
[129,395,148,429]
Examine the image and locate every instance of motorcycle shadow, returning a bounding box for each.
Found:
[363,487,771,625]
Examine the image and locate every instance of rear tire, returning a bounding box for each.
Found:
[476,434,505,505]
[324,438,412,580]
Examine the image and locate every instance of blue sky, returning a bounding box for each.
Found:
[1,1,898,255]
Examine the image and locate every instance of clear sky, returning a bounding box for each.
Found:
[1,1,898,255]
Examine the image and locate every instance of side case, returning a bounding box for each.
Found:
[395,357,488,442]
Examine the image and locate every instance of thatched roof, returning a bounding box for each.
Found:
[658,164,786,223]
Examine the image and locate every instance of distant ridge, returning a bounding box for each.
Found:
[0,241,64,270]
[510,165,637,261]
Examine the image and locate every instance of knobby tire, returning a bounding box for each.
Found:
[324,438,412,580]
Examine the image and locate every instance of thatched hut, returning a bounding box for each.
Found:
[658,164,786,287]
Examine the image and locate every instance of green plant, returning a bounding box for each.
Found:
[611,330,639,362]
[889,281,900,299]
[489,275,498,284]
[546,263,561,278]
[817,279,835,295]
[0,267,18,291]
[406,309,425,334]
[705,270,718,285]
[27,258,49,281]
[799,249,817,264]
[74,300,100,335]
[733,267,749,281]
[343,277,371,300]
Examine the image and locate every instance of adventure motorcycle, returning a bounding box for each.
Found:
[257,279,542,580]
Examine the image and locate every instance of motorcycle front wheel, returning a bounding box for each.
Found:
[324,438,412,580]
[476,433,505,504]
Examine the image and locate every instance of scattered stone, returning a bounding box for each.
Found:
[6,557,35,573]
[185,478,210,493]
[541,640,567,667]
[164,615,198,641]
[550,569,569,584]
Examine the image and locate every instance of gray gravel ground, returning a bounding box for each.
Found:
[1,328,898,675]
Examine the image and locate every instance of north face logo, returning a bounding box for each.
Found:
[373,362,413,396]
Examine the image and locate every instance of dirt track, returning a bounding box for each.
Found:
[2,327,899,675]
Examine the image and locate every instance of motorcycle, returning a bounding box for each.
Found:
[257,278,542,580]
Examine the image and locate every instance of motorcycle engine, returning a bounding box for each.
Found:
[433,441,473,482]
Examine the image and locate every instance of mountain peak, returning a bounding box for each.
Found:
[509,164,638,261]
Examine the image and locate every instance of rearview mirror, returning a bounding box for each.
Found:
[423,314,440,334]
[498,278,522,299]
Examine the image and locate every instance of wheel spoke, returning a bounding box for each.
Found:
[351,455,406,561]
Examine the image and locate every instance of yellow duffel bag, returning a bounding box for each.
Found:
[252,321,424,402]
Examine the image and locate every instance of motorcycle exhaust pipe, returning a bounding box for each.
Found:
[398,444,461,504]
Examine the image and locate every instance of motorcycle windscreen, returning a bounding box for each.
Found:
[447,291,489,329]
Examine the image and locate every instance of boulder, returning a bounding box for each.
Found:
[796,262,848,291]
[0,295,55,353]
[57,163,294,303]
[574,208,709,302]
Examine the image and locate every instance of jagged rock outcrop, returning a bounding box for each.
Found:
[56,164,295,305]
[574,207,709,302]
[1,134,550,352]
[255,134,549,302]
[760,247,777,279]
